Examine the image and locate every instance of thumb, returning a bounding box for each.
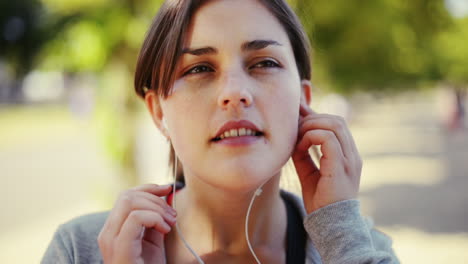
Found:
[292,141,320,198]
[142,227,166,262]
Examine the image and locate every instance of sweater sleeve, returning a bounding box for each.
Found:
[41,225,73,264]
[303,199,399,264]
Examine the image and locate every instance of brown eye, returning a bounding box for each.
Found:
[184,65,214,76]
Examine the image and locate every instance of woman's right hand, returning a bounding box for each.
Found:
[98,184,177,264]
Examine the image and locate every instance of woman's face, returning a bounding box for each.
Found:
[158,0,307,191]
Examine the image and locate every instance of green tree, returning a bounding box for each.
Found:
[293,0,454,93]
[1,0,164,185]
[431,16,468,129]
[433,17,468,87]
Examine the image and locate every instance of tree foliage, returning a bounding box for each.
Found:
[432,17,468,87]
[292,0,457,93]
[2,0,466,92]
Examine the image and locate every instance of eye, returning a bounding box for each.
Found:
[250,59,280,69]
[183,64,214,76]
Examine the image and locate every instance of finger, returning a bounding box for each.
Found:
[296,129,345,166]
[299,102,315,117]
[298,115,355,159]
[133,191,177,217]
[104,190,176,239]
[122,193,176,225]
[142,227,165,247]
[301,113,360,158]
[131,184,173,196]
[292,142,320,187]
[292,156,320,205]
[292,133,320,199]
[117,210,171,248]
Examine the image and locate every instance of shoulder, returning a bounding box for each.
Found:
[57,211,110,247]
[281,190,393,247]
[280,190,398,263]
[361,217,396,255]
[302,199,399,263]
[42,211,110,264]
[60,211,110,234]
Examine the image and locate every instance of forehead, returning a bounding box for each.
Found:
[186,0,290,48]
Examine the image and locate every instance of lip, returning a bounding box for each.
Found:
[213,135,262,146]
[212,120,263,141]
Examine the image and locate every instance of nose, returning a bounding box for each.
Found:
[217,73,253,109]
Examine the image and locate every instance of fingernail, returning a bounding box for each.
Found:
[162,222,171,232]
[165,207,175,217]
[169,207,177,215]
[167,214,176,223]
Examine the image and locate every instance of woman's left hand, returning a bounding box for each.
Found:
[292,102,362,214]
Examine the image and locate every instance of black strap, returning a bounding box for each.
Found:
[284,194,307,264]
[169,183,307,263]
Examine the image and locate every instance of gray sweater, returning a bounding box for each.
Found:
[42,191,399,263]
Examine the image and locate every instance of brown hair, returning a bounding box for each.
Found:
[134,0,312,181]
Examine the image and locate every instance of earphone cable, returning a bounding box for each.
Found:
[171,152,264,264]
[172,156,205,264]
[245,181,266,264]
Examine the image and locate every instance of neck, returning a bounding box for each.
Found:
[170,173,287,256]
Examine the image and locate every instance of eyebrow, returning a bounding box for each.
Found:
[182,39,282,56]
[242,39,282,51]
[182,47,217,56]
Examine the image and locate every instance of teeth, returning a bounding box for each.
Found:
[229,129,238,137]
[218,128,260,139]
[238,128,246,136]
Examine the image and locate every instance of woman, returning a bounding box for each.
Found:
[42,0,399,263]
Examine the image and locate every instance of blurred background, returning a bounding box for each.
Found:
[1,0,467,262]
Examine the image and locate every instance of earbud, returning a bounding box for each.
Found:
[162,117,171,140]
[162,118,169,131]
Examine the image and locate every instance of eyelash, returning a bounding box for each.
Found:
[182,59,280,76]
[249,60,280,69]
[183,64,214,76]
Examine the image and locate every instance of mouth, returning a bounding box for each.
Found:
[211,128,264,142]
[211,120,265,142]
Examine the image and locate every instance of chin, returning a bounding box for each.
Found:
[201,158,284,192]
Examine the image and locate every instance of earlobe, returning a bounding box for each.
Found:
[144,90,170,139]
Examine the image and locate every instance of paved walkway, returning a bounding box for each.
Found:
[348,90,468,262]
[0,107,123,263]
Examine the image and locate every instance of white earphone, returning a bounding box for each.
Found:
[171,154,265,264]
[162,118,169,131]
[167,116,265,264]
[162,118,171,140]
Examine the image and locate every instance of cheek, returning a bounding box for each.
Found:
[161,95,209,160]
[261,75,301,148]
[276,101,300,150]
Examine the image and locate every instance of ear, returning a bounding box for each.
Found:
[300,80,312,106]
[144,90,170,139]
